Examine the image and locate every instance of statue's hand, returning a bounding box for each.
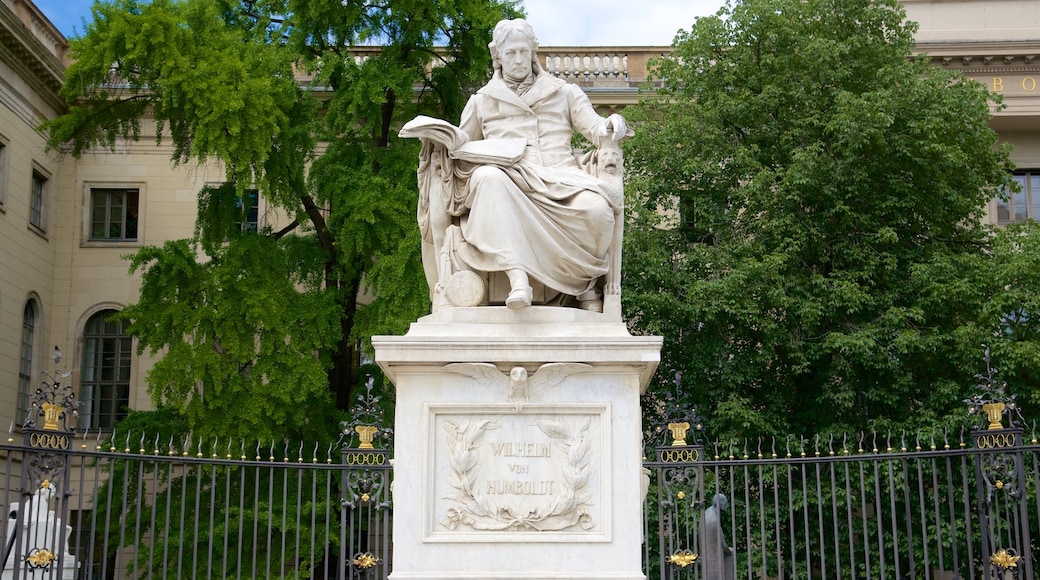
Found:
[601,114,628,142]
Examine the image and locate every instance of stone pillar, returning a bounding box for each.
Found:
[373,308,661,580]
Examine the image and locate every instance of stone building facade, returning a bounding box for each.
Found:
[1,0,1038,433]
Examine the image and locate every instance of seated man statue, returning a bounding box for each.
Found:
[402,18,630,315]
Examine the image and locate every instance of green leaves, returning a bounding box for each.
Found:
[122,235,341,441]
[49,0,304,192]
[49,0,523,437]
[626,0,1019,439]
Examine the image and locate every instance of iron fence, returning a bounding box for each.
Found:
[4,352,1037,579]
[8,427,1037,580]
[1,434,391,580]
[644,429,1040,580]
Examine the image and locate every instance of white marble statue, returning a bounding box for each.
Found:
[3,482,79,580]
[402,18,631,315]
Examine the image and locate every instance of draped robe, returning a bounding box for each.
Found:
[448,71,617,297]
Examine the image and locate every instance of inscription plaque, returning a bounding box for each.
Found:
[427,404,610,541]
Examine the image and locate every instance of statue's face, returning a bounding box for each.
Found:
[598,144,623,176]
[498,35,533,82]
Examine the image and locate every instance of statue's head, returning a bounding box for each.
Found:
[489,19,541,79]
[712,493,729,512]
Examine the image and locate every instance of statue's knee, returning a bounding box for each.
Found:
[470,165,509,187]
[580,191,614,224]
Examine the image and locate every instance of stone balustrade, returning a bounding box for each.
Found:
[540,47,669,87]
[543,52,628,82]
[333,46,670,89]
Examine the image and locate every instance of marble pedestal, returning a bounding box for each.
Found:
[3,498,79,580]
[373,307,661,580]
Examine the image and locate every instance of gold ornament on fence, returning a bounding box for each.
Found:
[982,402,1006,430]
[667,422,690,446]
[355,425,378,449]
[352,553,380,569]
[26,549,57,569]
[989,548,1021,569]
[41,403,62,431]
[668,550,698,567]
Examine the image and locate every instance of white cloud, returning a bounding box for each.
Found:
[522,0,727,46]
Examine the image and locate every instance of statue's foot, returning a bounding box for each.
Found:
[505,286,532,309]
[579,298,604,312]
[578,290,603,313]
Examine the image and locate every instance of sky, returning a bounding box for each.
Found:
[34,0,728,46]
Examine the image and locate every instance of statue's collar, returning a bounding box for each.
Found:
[480,71,565,109]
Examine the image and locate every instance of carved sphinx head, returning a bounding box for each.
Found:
[596,139,624,177]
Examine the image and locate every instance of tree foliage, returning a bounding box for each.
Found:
[623,0,1026,439]
[45,0,521,437]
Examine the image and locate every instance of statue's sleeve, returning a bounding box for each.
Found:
[565,84,611,142]
[459,95,485,141]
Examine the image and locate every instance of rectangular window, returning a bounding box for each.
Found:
[238,189,259,233]
[30,169,47,230]
[205,184,261,239]
[997,171,1040,223]
[90,188,139,240]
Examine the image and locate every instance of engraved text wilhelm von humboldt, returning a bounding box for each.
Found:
[486,441,557,496]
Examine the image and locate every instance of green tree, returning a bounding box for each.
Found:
[623,0,1019,440]
[44,0,520,440]
[914,220,1040,414]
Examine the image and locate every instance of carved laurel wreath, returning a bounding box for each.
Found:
[440,417,594,532]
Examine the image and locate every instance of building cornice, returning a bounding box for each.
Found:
[0,0,66,115]
[914,40,1040,72]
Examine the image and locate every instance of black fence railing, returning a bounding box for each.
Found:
[0,434,392,580]
[7,429,1037,580]
[643,429,1040,580]
[4,352,1035,579]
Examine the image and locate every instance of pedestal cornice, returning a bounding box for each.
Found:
[373,307,663,393]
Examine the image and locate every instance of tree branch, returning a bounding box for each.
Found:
[272,219,300,240]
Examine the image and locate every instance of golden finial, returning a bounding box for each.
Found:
[667,422,690,446]
[355,425,378,449]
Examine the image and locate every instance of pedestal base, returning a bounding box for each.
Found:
[374,307,661,580]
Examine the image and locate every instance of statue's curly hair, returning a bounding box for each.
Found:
[488,19,542,73]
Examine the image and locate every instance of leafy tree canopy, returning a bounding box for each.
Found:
[623,0,1029,440]
[45,0,521,440]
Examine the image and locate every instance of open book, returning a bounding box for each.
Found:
[400,115,527,166]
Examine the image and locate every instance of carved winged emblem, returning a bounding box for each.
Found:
[443,362,591,411]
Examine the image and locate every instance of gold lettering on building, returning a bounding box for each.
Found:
[989,77,1039,93]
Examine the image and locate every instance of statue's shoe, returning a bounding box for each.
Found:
[578,290,603,313]
[579,298,604,312]
[505,286,533,309]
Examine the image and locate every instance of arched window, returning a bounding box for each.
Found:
[17,300,37,425]
[80,309,131,430]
